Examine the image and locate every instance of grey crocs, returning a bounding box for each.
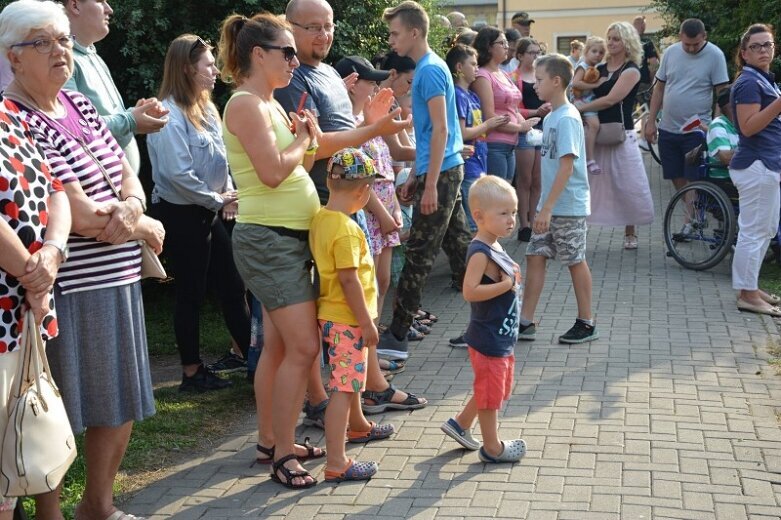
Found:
[478,439,527,463]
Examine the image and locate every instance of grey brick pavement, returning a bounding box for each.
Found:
[126,157,781,519]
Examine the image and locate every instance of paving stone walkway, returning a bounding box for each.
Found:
[126,157,781,519]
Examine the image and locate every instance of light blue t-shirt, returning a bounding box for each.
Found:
[539,103,590,217]
[411,52,464,176]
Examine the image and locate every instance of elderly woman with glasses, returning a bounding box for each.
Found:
[147,34,252,392]
[218,13,324,489]
[0,1,164,518]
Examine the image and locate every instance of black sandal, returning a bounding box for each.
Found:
[361,384,427,415]
[270,453,317,489]
[255,437,325,464]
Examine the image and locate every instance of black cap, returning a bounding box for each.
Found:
[511,11,535,25]
[378,51,416,74]
[334,55,391,82]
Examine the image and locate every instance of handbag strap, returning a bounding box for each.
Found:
[4,91,122,199]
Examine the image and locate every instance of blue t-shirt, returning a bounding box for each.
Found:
[539,103,590,217]
[411,52,464,176]
[275,62,354,204]
[455,86,488,179]
[730,65,781,172]
[463,240,520,357]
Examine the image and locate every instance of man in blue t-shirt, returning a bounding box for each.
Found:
[377,1,473,360]
[273,0,428,427]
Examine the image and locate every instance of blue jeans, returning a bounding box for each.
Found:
[460,174,481,232]
[486,142,516,183]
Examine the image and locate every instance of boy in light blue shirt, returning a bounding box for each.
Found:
[518,53,598,345]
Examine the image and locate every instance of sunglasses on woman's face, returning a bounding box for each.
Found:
[260,45,297,62]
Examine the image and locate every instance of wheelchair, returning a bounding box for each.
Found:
[663,149,781,270]
[663,150,739,271]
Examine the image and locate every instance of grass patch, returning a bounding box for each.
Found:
[23,374,255,519]
[142,279,233,358]
[758,261,781,299]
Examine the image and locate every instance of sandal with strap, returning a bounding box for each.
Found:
[361,384,428,415]
[478,439,527,463]
[347,421,396,443]
[270,453,317,489]
[255,437,326,464]
[412,320,431,335]
[324,459,378,483]
[378,358,406,375]
[407,326,425,341]
[415,309,439,322]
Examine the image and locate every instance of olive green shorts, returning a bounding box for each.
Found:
[232,223,316,311]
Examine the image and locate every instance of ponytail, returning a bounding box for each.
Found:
[218,12,289,84]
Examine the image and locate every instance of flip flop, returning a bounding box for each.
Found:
[415,309,439,322]
[737,298,781,317]
[324,459,378,482]
[104,511,146,520]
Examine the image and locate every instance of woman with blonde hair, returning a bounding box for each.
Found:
[218,13,325,489]
[147,34,252,391]
[576,21,654,250]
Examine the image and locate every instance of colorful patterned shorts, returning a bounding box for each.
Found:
[319,320,368,393]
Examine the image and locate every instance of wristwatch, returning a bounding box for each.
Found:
[43,239,69,262]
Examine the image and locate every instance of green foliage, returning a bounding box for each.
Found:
[650,0,781,77]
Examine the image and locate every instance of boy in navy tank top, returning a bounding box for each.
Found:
[440,176,527,463]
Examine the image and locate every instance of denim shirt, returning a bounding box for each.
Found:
[730,65,781,172]
[148,99,233,211]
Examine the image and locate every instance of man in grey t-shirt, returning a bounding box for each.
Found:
[644,18,729,192]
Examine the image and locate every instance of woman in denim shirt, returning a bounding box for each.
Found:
[148,34,251,391]
[730,24,781,317]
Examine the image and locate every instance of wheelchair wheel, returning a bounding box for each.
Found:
[664,181,736,270]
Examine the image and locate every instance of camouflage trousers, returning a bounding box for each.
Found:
[389,165,472,338]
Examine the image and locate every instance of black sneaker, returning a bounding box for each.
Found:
[376,329,410,360]
[302,398,328,429]
[206,351,247,374]
[518,322,536,341]
[517,227,532,242]
[558,320,599,344]
[449,333,468,348]
[179,364,233,393]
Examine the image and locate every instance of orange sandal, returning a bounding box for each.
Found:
[324,458,378,482]
[347,421,395,443]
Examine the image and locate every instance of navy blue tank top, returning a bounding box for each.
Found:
[463,240,521,357]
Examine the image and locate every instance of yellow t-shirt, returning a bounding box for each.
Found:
[222,92,320,230]
[309,208,378,325]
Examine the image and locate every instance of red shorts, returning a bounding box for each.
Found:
[469,347,515,410]
[320,320,368,393]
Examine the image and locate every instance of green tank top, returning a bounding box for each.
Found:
[222,91,320,229]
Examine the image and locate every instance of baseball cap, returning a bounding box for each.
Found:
[334,55,390,82]
[327,148,378,180]
[378,51,416,74]
[511,12,535,25]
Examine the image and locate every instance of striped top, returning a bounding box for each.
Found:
[13,90,141,294]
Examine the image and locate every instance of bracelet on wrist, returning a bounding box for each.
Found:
[124,195,147,212]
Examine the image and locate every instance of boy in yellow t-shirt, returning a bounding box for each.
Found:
[309,148,395,482]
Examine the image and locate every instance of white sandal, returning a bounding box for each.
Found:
[478,439,527,463]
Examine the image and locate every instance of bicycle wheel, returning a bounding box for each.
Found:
[664,181,736,270]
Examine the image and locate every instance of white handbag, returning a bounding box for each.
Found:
[0,311,76,497]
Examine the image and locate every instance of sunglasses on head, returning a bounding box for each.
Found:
[190,36,211,53]
[260,45,297,62]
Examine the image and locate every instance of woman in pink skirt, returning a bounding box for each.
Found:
[576,22,654,249]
